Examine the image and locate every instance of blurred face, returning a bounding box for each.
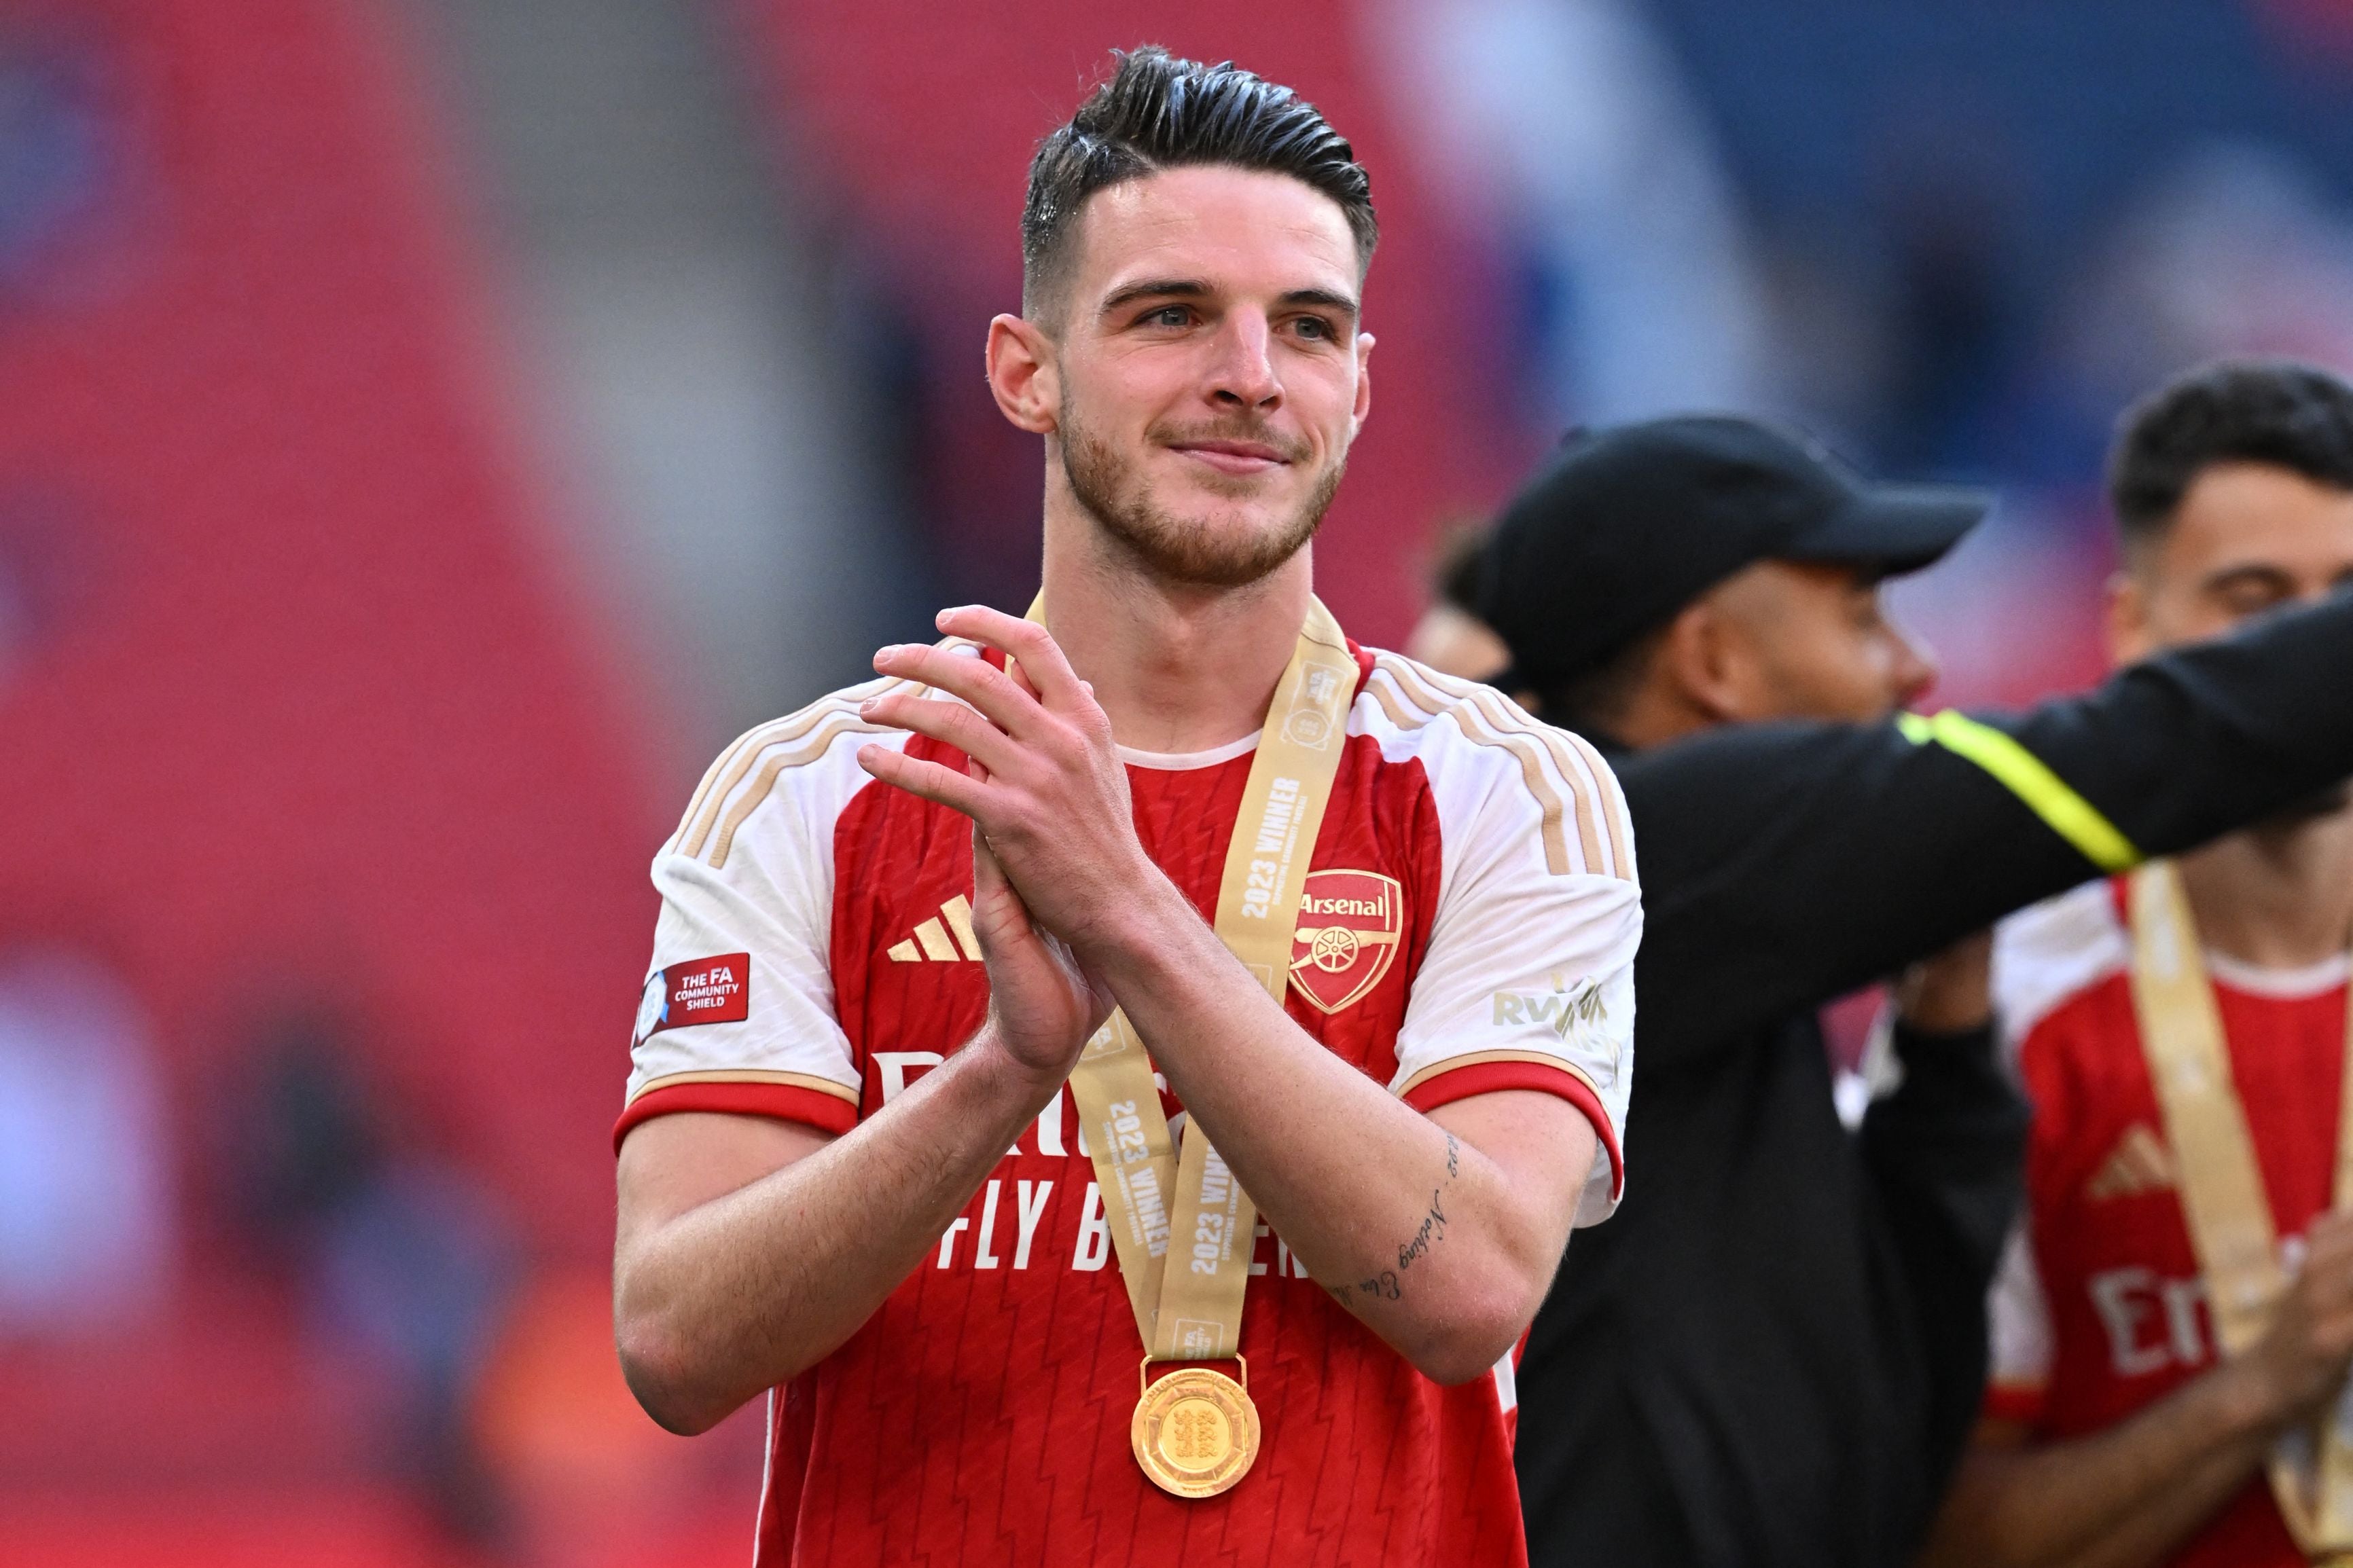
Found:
[1024,166,1373,587]
[2108,462,2353,662]
[1698,560,1939,725]
[1402,602,1511,683]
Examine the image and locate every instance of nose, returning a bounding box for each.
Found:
[1888,621,1939,711]
[1208,313,1281,409]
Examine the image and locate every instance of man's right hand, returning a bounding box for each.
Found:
[965,824,1111,1084]
[2242,1210,2353,1428]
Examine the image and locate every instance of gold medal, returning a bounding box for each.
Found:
[1131,1359,1261,1499]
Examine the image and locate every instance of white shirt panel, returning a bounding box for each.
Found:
[1987,1214,2055,1396]
[1993,879,2128,1072]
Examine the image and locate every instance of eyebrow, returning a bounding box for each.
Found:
[1099,278,1209,315]
[1278,287,1362,321]
[1096,278,1363,321]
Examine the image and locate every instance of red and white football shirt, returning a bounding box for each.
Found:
[616,642,1640,1567]
[1988,879,2353,1568]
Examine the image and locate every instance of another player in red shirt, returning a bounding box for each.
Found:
[1920,361,2353,1568]
[610,49,1640,1567]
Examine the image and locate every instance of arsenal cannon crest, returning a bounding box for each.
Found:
[1287,869,1404,1014]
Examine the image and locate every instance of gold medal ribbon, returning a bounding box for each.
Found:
[2128,861,2353,1556]
[1024,594,1359,1495]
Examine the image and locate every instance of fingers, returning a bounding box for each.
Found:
[971,823,1018,924]
[859,685,1021,776]
[2303,1221,2353,1296]
[856,742,991,820]
[2312,1211,2353,1255]
[869,641,1047,742]
[933,605,1086,710]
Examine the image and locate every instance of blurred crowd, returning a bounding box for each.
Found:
[6,1,2353,1563]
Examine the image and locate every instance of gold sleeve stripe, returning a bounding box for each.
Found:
[627,1068,861,1106]
[702,713,894,869]
[1366,667,1574,873]
[682,638,998,862]
[678,672,902,839]
[1376,655,1632,881]
[1393,658,1637,883]
[1409,660,1636,883]
[1560,727,1636,881]
[676,740,753,853]
[687,686,894,860]
[675,640,990,853]
[1462,684,1611,876]
[1373,671,1581,875]
[679,678,912,860]
[1395,1049,1603,1101]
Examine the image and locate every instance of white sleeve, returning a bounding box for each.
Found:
[1388,718,1641,1228]
[618,712,899,1142]
[1986,1215,2055,1421]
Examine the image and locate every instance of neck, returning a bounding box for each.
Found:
[1038,503,1314,756]
[2175,796,2353,970]
[1610,682,1715,752]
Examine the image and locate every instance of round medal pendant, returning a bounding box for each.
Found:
[1132,1363,1261,1499]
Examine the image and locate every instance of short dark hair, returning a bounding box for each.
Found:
[1021,47,1378,321]
[2108,359,2353,557]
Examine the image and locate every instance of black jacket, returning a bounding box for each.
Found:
[1515,591,2353,1568]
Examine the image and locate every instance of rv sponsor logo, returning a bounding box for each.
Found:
[1490,978,1607,1041]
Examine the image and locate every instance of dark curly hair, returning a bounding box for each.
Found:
[2109,359,2353,558]
[1021,46,1376,322]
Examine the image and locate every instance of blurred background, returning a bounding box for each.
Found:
[4,1,2353,1563]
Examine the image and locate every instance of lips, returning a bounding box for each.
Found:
[1168,439,1292,475]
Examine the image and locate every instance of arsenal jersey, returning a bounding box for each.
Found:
[1987,880,2353,1568]
[616,642,1641,1567]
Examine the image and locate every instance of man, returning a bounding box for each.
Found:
[1419,412,2353,1567]
[1919,362,2353,1568]
[609,50,1640,1567]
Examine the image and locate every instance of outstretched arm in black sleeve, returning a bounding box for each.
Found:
[1624,588,2353,1064]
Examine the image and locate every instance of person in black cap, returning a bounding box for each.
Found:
[1478,416,1981,735]
[1409,406,2353,1568]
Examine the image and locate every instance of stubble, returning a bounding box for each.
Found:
[1059,406,1345,589]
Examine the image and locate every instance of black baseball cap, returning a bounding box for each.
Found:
[1473,415,1990,696]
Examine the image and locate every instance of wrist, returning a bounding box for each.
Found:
[960,1021,1074,1116]
[1066,858,1198,974]
[2208,1351,2298,1441]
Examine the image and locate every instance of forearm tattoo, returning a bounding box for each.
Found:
[1340,1131,1462,1305]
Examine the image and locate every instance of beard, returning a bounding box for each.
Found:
[1060,404,1346,589]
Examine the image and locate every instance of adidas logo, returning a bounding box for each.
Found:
[887,894,982,963]
[2085,1123,2178,1202]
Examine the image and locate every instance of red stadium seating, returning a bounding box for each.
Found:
[0,0,677,1548]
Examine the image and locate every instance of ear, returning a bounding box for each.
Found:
[986,314,1060,435]
[1658,599,1749,724]
[1350,331,1375,436]
[2105,569,2155,667]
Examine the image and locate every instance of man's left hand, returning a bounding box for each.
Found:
[855,606,1163,962]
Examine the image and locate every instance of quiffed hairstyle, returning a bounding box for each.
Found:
[1021,47,1377,321]
[2108,359,2353,555]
